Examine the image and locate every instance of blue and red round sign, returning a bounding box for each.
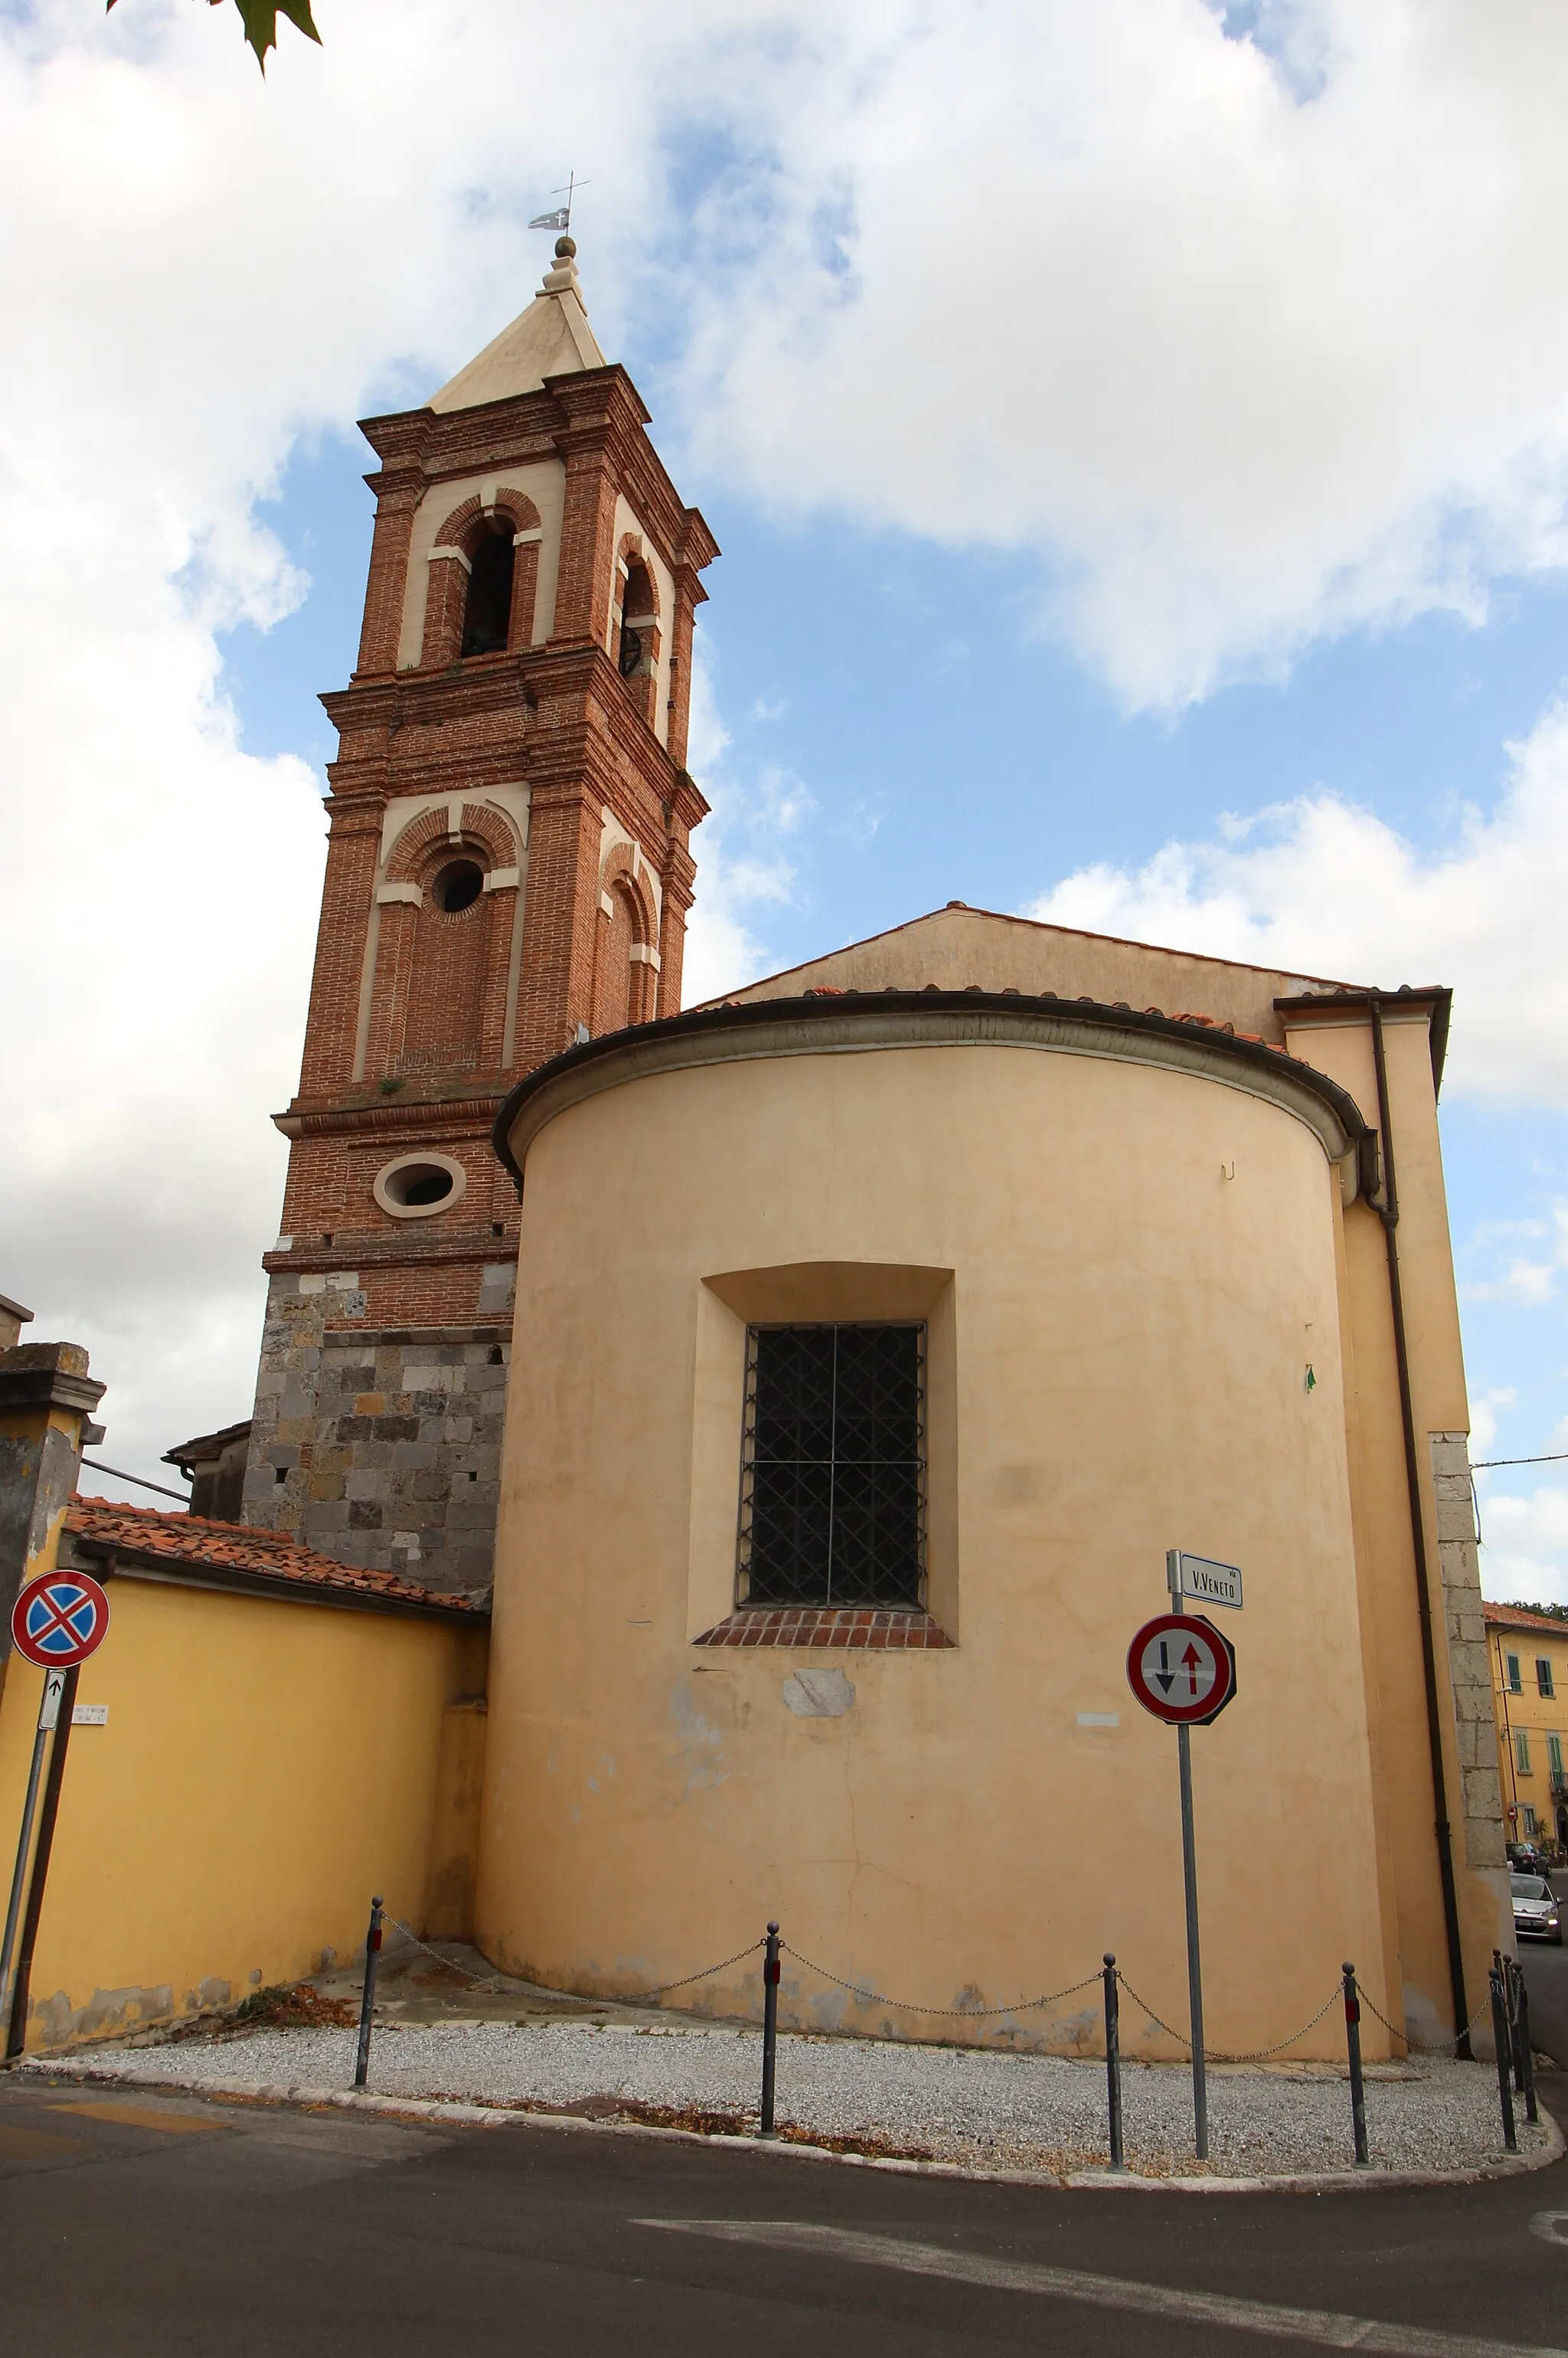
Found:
[9,1570,110,1669]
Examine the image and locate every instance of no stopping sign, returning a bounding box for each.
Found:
[10,1571,110,1669]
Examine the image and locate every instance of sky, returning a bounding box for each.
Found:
[2,0,1566,1594]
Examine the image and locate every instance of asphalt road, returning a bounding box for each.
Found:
[1521,1918,1568,2069]
[8,2072,1568,2355]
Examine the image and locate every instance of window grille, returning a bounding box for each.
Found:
[1539,1657,1556,1699]
[1524,1804,1540,1836]
[737,1323,926,1609]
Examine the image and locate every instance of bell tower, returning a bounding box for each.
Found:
[240,239,718,1590]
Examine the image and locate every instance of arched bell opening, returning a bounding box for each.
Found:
[462,525,516,656]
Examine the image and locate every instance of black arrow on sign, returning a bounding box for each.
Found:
[1154,1639,1176,1694]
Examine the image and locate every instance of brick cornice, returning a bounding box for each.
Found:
[265,1228,515,1277]
[274,1090,507,1140]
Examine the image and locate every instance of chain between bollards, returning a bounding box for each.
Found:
[1341,1962,1369,2167]
[758,1921,781,2139]
[1102,1954,1124,2170]
[1489,1953,1517,2154]
[353,1895,384,2092]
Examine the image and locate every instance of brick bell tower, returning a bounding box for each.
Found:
[240,237,718,1590]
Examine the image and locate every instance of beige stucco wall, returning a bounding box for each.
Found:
[1282,1005,1510,2043]
[479,1030,1402,2059]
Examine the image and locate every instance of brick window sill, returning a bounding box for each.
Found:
[692,1608,954,1650]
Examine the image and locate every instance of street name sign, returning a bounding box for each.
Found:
[1126,1612,1237,1728]
[9,1571,110,1670]
[1166,1549,1243,1612]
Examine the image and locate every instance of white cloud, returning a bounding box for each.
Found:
[1470,1389,1517,1457]
[680,646,802,1006]
[679,0,1568,706]
[1027,698,1568,1107]
[1481,1486,1568,1610]
[11,0,1568,1479]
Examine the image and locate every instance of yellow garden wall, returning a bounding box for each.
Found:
[0,1573,486,2051]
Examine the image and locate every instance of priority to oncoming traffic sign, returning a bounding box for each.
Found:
[9,1571,110,1670]
[1125,1611,1236,1728]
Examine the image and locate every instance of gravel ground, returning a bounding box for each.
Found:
[38,2021,1552,2180]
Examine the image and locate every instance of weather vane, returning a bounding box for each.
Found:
[529,172,589,234]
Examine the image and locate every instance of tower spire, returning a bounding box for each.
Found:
[428,234,605,414]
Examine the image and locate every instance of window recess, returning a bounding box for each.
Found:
[737,1323,926,1610]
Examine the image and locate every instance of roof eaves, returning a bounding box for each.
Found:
[1273,985,1453,1097]
[492,986,1373,1194]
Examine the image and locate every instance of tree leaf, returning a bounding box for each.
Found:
[235,0,323,71]
[106,1,325,77]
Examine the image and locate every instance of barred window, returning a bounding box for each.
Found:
[737,1323,926,1608]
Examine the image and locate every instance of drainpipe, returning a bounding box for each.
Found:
[1496,1634,1519,1837]
[1368,996,1472,2058]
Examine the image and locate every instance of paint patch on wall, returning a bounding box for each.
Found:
[782,1667,855,1719]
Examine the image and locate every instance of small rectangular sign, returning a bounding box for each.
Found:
[71,1703,108,1727]
[38,1670,67,1732]
[1167,1549,1243,1611]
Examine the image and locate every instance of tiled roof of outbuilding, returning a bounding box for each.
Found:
[1483,1602,1568,1640]
[64,1498,488,1621]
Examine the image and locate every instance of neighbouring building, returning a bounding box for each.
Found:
[1486,1601,1568,1853]
[162,1418,251,1523]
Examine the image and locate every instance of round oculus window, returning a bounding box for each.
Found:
[373,1153,469,1220]
[434,858,484,914]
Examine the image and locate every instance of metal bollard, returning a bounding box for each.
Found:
[1504,1957,1527,2094]
[353,1895,384,2092]
[1489,1956,1518,2154]
[1512,1959,1540,2126]
[1102,1954,1125,2170]
[759,1921,781,2140]
[1342,1963,1369,2167]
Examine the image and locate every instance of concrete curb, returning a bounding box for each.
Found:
[18,2054,1564,2194]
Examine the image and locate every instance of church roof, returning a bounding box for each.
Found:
[428,236,607,413]
[65,1497,488,1623]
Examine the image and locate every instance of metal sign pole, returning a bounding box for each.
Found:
[0,1670,67,2026]
[1177,1721,1209,2160]
[6,1665,80,2059]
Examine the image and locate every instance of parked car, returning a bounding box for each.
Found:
[1511,1873,1562,1944]
[1509,1842,1552,1876]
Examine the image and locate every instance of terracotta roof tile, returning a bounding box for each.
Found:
[64,1498,488,1617]
[1483,1602,1568,1640]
